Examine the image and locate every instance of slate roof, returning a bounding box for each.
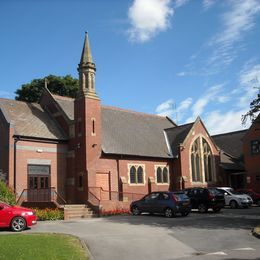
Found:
[212,130,247,160]
[101,106,175,158]
[219,152,244,171]
[0,98,67,140]
[52,94,74,120]
[164,123,194,157]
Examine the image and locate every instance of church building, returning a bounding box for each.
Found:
[0,33,255,212]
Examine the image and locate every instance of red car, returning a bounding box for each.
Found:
[0,201,37,232]
[237,189,260,206]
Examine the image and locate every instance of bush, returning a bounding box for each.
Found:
[101,208,130,217]
[0,181,16,205]
[33,208,64,221]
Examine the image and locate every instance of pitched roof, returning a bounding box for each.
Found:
[212,130,247,159]
[0,98,67,140]
[101,106,175,158]
[219,152,244,171]
[52,94,74,120]
[164,123,194,157]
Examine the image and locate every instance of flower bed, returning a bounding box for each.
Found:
[33,208,64,221]
[100,208,130,217]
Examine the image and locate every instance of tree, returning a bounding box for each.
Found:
[0,180,16,205]
[15,75,79,103]
[242,87,260,125]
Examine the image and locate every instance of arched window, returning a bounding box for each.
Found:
[137,166,143,184]
[203,139,213,182]
[157,167,162,183]
[129,165,144,184]
[163,167,168,183]
[130,166,136,184]
[191,138,202,182]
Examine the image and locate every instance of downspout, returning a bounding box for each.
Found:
[13,136,20,192]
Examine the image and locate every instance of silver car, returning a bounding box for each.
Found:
[217,187,253,208]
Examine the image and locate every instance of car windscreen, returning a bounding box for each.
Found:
[208,188,222,195]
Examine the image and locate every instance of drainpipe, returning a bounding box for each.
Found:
[13,136,20,192]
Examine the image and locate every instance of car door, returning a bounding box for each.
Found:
[156,192,171,213]
[138,193,160,213]
[0,203,11,227]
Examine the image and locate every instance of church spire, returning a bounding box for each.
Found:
[78,32,98,99]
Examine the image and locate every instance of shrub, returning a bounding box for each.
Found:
[33,208,64,221]
[0,181,16,205]
[101,208,130,217]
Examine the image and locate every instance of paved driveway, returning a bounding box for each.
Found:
[1,207,260,259]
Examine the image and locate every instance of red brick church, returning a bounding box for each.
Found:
[0,33,259,212]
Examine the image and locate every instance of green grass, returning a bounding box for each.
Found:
[0,233,88,260]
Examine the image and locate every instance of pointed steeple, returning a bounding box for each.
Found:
[78,32,98,99]
[80,32,94,65]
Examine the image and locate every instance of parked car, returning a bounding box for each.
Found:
[130,191,191,218]
[0,201,37,232]
[183,187,225,213]
[236,189,260,206]
[217,187,253,208]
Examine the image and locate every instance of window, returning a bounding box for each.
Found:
[191,137,214,183]
[251,140,260,155]
[91,118,96,136]
[129,165,144,184]
[156,166,169,184]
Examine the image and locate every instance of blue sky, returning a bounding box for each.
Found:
[0,0,260,134]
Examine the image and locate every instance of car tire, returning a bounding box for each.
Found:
[213,207,221,213]
[198,203,208,213]
[230,200,238,209]
[11,217,26,232]
[164,208,175,218]
[132,206,141,216]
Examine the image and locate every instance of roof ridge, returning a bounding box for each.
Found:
[102,105,169,119]
[212,129,248,137]
[164,122,194,131]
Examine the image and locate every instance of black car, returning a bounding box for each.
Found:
[183,187,225,213]
[130,191,192,218]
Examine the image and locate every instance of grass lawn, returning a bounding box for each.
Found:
[0,233,88,260]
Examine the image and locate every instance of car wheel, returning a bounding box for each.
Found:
[132,206,141,216]
[230,200,238,209]
[181,211,189,217]
[164,208,175,218]
[213,207,221,213]
[11,217,26,232]
[198,203,208,213]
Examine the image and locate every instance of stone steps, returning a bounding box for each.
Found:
[64,204,97,220]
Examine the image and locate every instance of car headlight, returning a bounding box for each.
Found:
[21,211,34,216]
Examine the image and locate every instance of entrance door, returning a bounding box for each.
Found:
[27,165,51,202]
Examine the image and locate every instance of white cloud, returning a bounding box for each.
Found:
[202,0,216,10]
[127,0,174,42]
[174,0,189,8]
[208,0,260,68]
[176,71,187,77]
[191,84,224,118]
[155,97,192,121]
[204,109,249,135]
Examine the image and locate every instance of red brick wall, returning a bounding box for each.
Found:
[243,122,260,192]
[14,140,68,199]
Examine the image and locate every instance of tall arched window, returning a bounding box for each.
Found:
[163,167,168,183]
[130,166,136,184]
[137,166,143,183]
[203,139,213,182]
[129,165,144,184]
[157,167,162,183]
[191,138,202,182]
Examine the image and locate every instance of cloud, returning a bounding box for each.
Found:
[127,0,174,42]
[202,0,216,10]
[174,0,189,8]
[208,0,260,68]
[204,109,249,135]
[190,84,224,118]
[176,71,187,77]
[155,97,192,121]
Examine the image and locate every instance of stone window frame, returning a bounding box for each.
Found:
[127,164,146,186]
[154,165,169,185]
[189,134,216,185]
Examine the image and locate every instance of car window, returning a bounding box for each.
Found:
[208,188,222,195]
[173,193,189,200]
[160,193,170,200]
[145,193,159,201]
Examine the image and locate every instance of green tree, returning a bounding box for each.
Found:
[242,87,260,124]
[15,75,79,103]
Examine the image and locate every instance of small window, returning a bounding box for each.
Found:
[91,118,96,136]
[251,140,260,155]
